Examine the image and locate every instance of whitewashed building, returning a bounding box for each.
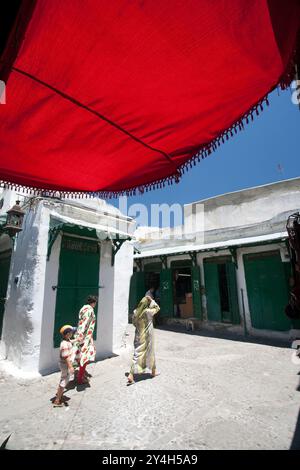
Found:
[131,177,300,341]
[0,189,135,376]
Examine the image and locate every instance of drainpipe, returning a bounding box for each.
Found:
[241,288,248,336]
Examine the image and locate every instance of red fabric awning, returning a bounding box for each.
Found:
[0,0,299,197]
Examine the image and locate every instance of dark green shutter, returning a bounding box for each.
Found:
[191,265,202,319]
[160,269,173,317]
[204,262,222,322]
[129,271,145,312]
[226,261,240,324]
[53,236,100,347]
[0,250,12,338]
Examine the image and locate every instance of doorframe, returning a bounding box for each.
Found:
[52,233,101,347]
[237,242,289,337]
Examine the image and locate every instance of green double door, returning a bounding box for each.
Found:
[53,236,100,347]
[204,257,240,324]
[0,250,12,338]
[128,269,173,317]
[244,251,291,331]
[160,269,173,317]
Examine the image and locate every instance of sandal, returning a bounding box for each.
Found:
[53,400,63,407]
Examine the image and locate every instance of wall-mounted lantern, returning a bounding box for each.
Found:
[1,200,25,238]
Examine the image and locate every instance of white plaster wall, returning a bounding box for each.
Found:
[1,196,135,376]
[0,189,17,216]
[1,203,50,374]
[184,179,300,232]
[96,240,115,359]
[112,241,134,353]
[38,232,61,374]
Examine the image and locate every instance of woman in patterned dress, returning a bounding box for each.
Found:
[73,295,98,384]
[127,295,160,385]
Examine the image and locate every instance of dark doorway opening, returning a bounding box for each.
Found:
[173,268,193,318]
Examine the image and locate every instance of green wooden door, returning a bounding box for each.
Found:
[204,262,222,321]
[191,266,202,319]
[129,271,146,312]
[0,250,12,338]
[160,269,173,317]
[204,258,240,324]
[226,261,240,324]
[244,251,292,331]
[53,236,100,347]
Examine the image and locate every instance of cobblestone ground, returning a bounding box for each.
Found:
[0,325,300,450]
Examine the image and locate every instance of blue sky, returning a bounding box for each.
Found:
[111,86,300,226]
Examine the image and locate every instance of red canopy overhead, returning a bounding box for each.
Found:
[0,0,299,197]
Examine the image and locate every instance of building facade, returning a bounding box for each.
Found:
[130,178,300,340]
[0,190,135,376]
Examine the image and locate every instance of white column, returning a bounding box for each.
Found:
[112,241,134,352]
[96,241,115,357]
[1,202,50,375]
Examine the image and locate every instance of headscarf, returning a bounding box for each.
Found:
[132,297,150,327]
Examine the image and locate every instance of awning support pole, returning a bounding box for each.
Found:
[159,255,168,269]
[188,251,198,266]
[111,236,129,266]
[229,247,238,269]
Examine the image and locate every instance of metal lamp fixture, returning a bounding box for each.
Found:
[2,200,25,237]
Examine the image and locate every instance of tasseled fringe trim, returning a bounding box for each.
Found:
[1,32,299,200]
[0,172,181,200]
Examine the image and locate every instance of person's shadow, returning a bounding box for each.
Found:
[124,372,154,386]
[49,395,71,406]
[66,378,91,393]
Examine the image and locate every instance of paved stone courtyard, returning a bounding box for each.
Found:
[1,325,300,450]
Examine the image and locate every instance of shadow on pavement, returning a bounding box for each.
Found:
[49,395,70,407]
[124,371,154,385]
[155,324,291,349]
[290,409,300,449]
[66,379,91,392]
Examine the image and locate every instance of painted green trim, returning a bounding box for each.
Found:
[144,262,162,272]
[229,247,238,268]
[204,255,232,264]
[111,235,130,266]
[0,249,12,259]
[170,259,192,268]
[135,237,287,262]
[188,252,198,266]
[47,217,131,261]
[159,255,168,269]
